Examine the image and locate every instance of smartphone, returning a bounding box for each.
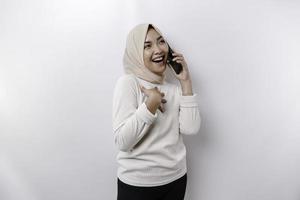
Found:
[167,43,183,74]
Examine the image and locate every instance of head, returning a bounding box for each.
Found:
[143,25,169,77]
[123,23,168,84]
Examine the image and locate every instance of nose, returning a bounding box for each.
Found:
[153,43,163,54]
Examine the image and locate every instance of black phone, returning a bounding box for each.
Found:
[167,43,183,74]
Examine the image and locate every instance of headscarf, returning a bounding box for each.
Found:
[123,23,167,84]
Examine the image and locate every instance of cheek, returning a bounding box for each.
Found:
[143,51,152,62]
[143,52,152,67]
[160,45,168,54]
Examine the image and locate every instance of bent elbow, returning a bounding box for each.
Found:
[180,127,198,135]
[114,130,132,152]
[117,144,131,152]
[115,137,132,152]
[180,119,201,135]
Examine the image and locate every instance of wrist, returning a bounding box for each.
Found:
[180,79,193,96]
[179,78,192,84]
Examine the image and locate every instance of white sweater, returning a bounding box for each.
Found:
[112,74,201,186]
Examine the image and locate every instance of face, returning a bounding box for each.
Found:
[143,28,169,76]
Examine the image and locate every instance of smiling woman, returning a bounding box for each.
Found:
[143,25,169,76]
[112,23,201,200]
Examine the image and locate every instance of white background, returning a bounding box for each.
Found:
[1,0,300,199]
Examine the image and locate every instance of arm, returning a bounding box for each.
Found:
[112,76,158,152]
[180,79,193,96]
[177,85,201,135]
[169,51,201,134]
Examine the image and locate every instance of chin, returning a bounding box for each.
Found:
[157,66,166,76]
[149,62,167,76]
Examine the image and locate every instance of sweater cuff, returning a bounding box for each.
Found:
[136,102,158,124]
[180,93,198,107]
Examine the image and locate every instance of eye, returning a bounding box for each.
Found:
[144,44,151,49]
[160,39,165,44]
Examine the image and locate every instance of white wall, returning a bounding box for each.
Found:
[1,0,300,199]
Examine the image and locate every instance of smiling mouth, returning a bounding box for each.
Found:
[152,55,165,64]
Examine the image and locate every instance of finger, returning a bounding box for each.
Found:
[158,105,163,113]
[172,52,183,57]
[160,104,165,112]
[158,105,165,113]
[172,57,184,61]
[140,85,145,92]
[172,58,183,64]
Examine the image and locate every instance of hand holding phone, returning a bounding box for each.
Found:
[167,43,183,74]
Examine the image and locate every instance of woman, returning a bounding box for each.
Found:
[112,23,201,200]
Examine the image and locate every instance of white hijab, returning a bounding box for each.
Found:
[123,23,167,84]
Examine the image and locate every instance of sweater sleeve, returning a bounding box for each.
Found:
[177,86,201,135]
[112,76,158,152]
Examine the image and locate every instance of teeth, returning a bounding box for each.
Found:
[153,56,164,62]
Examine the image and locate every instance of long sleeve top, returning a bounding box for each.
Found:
[112,74,201,186]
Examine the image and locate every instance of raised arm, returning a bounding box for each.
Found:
[177,85,201,135]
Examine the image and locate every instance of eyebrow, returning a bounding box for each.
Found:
[144,36,163,44]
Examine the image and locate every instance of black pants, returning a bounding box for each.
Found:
[117,173,187,200]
